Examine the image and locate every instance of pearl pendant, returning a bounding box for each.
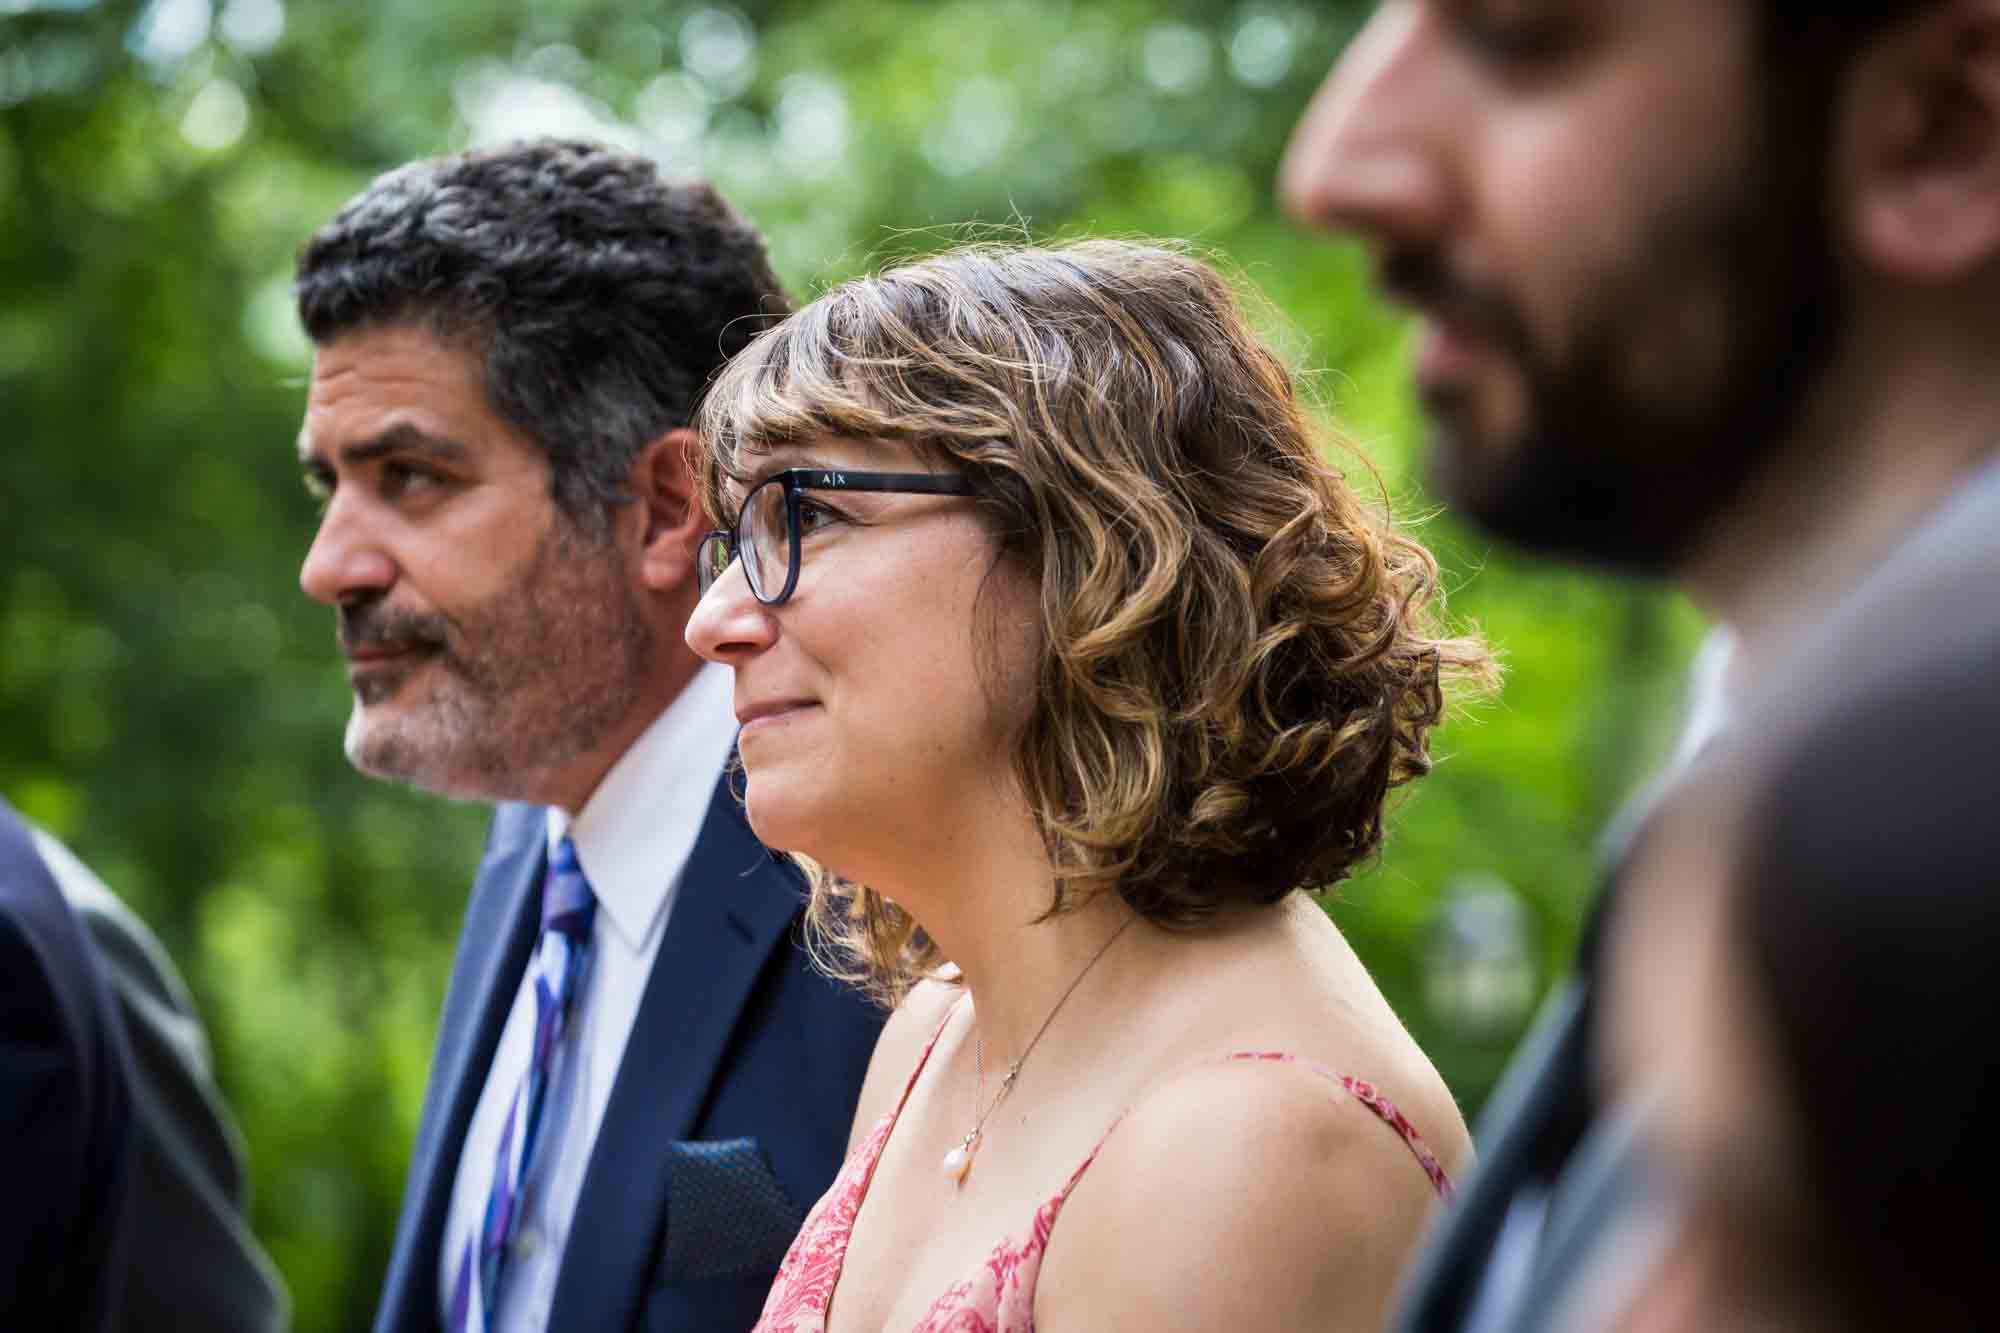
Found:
[942,1133,977,1184]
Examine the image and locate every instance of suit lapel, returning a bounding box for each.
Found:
[1391,983,1592,1333]
[549,762,804,1330]
[376,806,544,1333]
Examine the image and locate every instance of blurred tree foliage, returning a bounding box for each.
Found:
[1,0,1703,1326]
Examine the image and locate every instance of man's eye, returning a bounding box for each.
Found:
[381,461,444,498]
[302,470,333,505]
[1456,12,1574,66]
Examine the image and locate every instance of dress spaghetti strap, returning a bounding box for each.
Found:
[1223,1051,1455,1200]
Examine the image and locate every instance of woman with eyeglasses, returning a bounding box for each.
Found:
[685,239,1494,1333]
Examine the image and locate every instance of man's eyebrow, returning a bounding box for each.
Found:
[298,423,474,468]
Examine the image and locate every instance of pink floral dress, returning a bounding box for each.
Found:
[752,1002,1454,1333]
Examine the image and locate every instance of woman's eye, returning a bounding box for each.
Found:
[795,498,842,537]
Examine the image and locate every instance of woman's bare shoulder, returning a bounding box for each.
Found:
[1232,902,1475,1174]
[1035,1053,1448,1333]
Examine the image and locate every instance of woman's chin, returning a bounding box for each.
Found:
[740,777,824,859]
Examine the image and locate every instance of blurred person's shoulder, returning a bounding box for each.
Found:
[30,827,208,1055]
[1750,457,2000,746]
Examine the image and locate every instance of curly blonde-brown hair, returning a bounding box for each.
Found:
[698,239,1495,1003]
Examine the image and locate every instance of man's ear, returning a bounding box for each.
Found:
[629,427,708,591]
[1843,0,2000,280]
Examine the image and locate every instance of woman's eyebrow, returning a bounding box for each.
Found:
[739,449,842,483]
[719,453,818,512]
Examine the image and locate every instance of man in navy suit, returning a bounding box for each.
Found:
[0,796,134,1330]
[293,139,882,1333]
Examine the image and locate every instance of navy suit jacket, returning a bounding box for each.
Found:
[372,762,883,1333]
[38,827,290,1332]
[0,797,134,1331]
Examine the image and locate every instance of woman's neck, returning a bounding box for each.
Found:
[870,805,1143,1064]
[950,892,1142,1068]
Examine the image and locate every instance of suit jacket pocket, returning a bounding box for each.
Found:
[661,1137,805,1283]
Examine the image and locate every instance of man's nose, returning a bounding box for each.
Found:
[299,495,396,608]
[1279,2,1454,251]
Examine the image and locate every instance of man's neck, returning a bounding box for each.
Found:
[536,644,708,815]
[1681,329,2000,676]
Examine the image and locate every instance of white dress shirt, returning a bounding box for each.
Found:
[438,662,739,1332]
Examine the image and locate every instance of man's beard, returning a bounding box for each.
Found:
[1402,90,1841,575]
[338,519,656,802]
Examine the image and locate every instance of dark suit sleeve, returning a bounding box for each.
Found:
[44,834,291,1333]
[0,801,137,1332]
[0,912,80,1294]
[0,907,131,1327]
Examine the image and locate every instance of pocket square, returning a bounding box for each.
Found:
[663,1137,805,1282]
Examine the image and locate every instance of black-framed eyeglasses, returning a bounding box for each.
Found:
[697,468,974,606]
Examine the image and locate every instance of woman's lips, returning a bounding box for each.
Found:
[736,700,819,735]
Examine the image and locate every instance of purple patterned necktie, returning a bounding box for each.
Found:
[448,836,596,1333]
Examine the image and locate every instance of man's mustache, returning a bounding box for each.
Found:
[1378,250,1524,349]
[338,600,450,658]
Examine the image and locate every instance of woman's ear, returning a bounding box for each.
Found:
[630,427,708,591]
[1843,1,2000,280]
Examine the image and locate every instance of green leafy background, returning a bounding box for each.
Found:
[0,1,1703,1326]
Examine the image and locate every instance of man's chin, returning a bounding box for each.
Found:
[344,707,454,792]
[1425,421,1522,531]
[1429,430,1703,576]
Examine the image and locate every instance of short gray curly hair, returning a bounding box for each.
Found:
[296,138,791,528]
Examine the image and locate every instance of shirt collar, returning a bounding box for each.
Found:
[1669,625,1737,771]
[544,661,739,953]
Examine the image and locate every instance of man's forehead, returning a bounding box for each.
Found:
[299,328,533,464]
[308,334,474,397]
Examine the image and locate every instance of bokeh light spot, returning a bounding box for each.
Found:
[181,77,249,151]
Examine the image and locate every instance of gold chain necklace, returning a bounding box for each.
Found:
[942,914,1138,1186]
